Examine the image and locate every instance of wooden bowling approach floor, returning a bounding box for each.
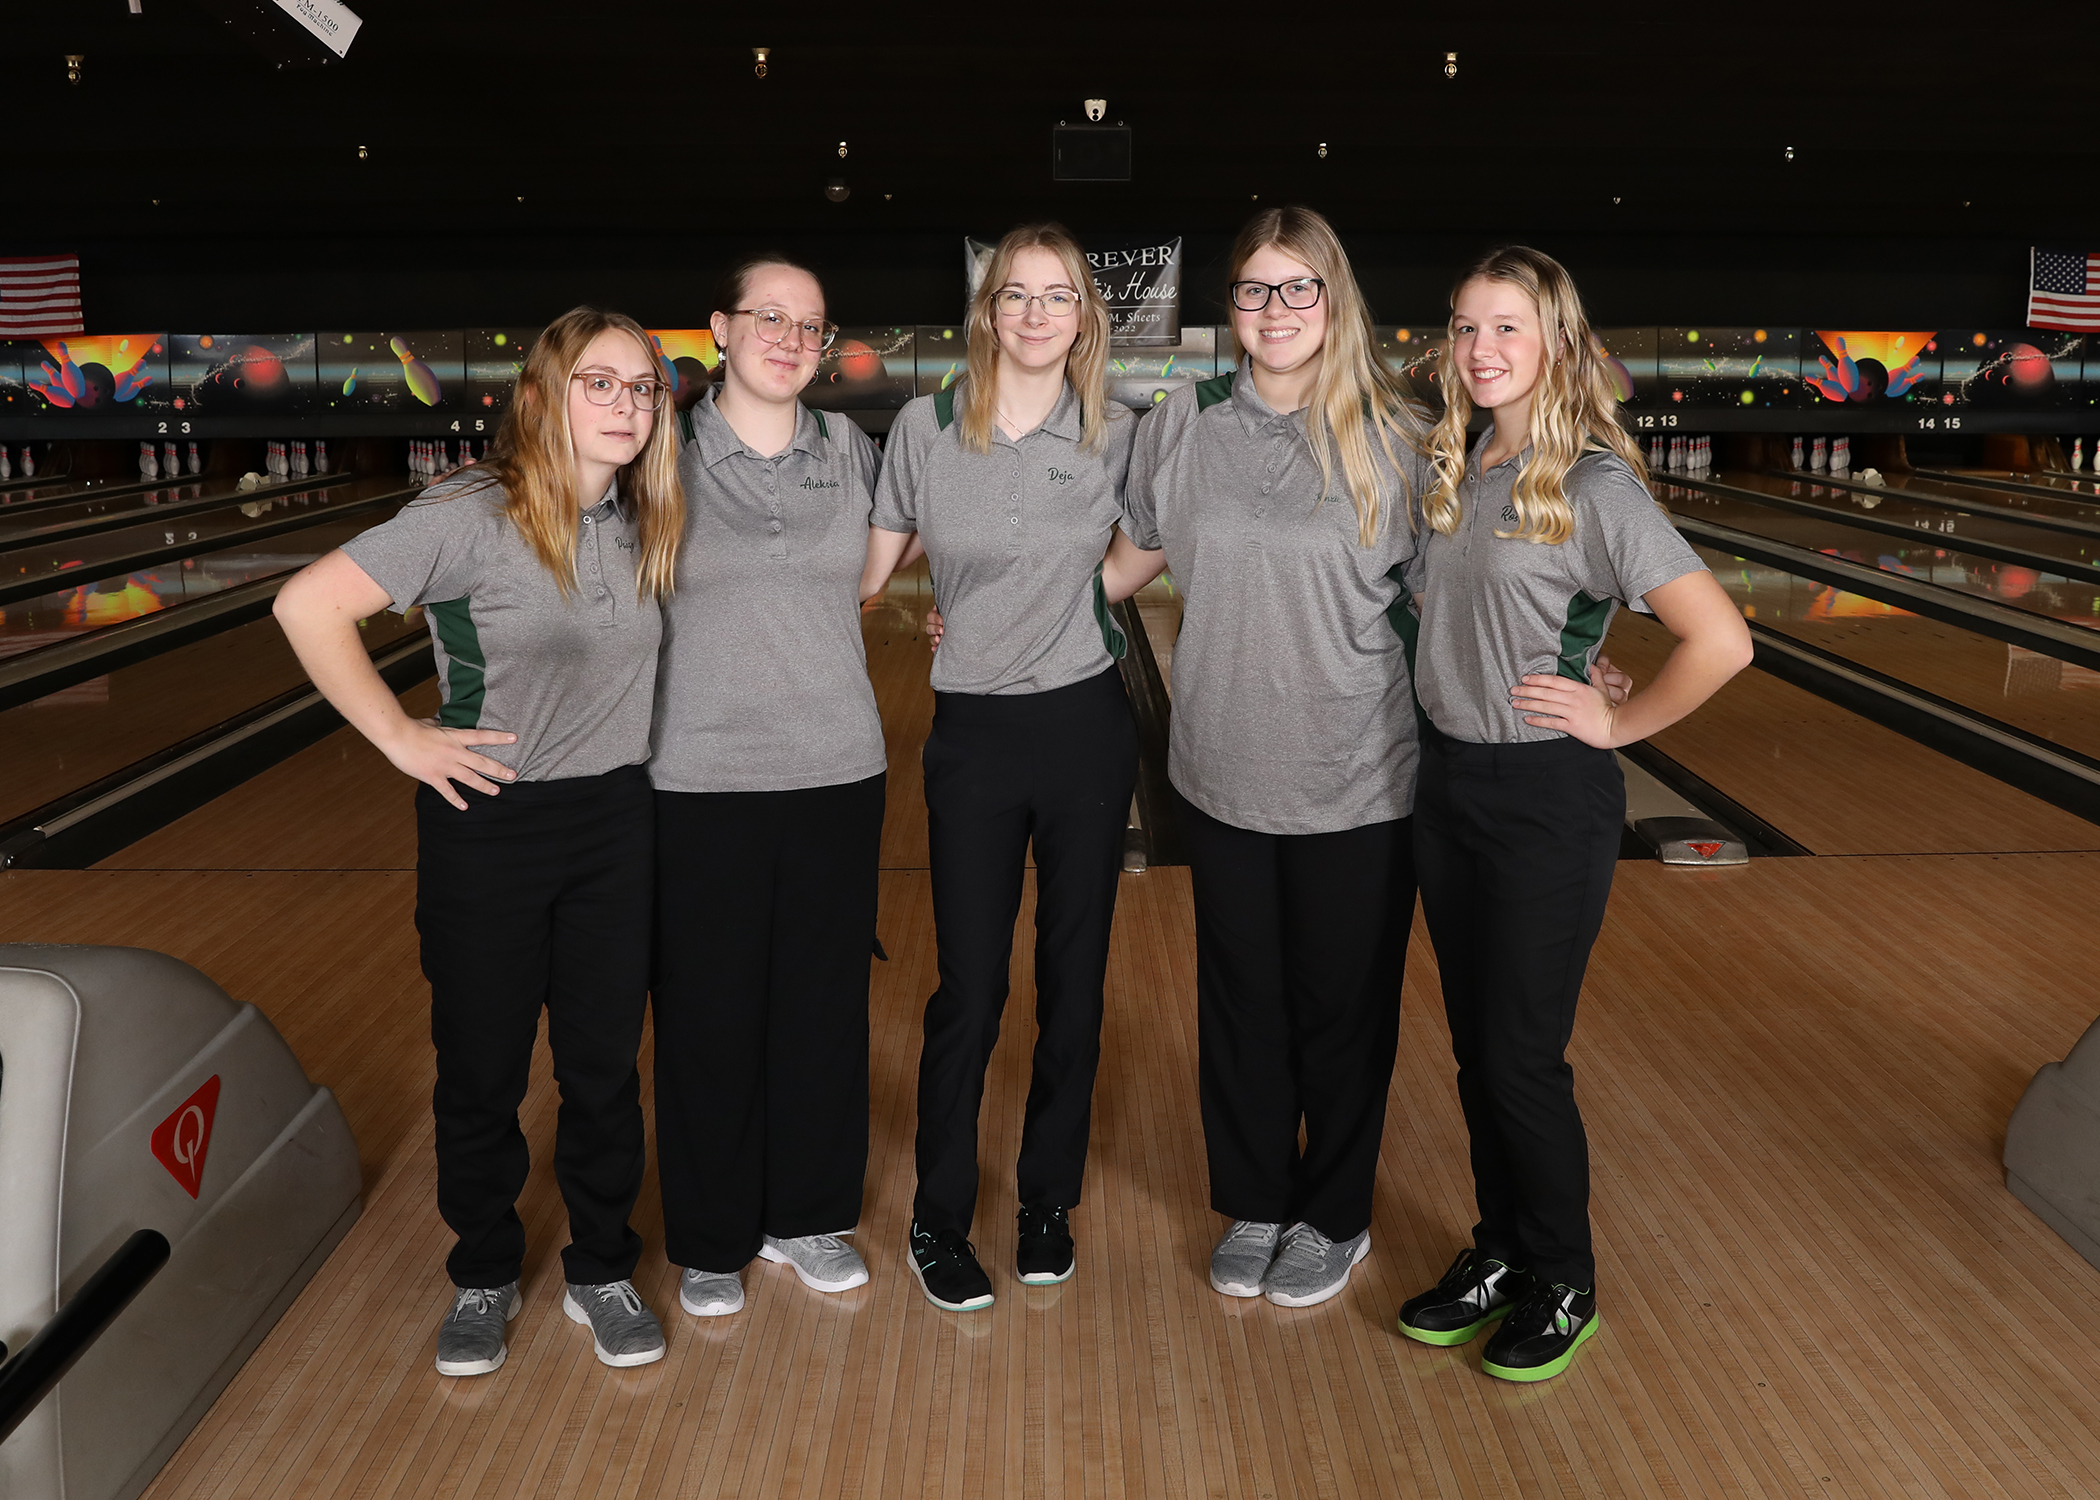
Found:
[6,586,2100,1498]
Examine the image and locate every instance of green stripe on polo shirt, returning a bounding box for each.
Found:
[812,409,829,440]
[428,597,488,729]
[1194,372,1235,411]
[1383,563,1431,732]
[1556,591,1614,682]
[933,385,957,430]
[1091,562,1127,661]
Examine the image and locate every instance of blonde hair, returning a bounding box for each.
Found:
[466,306,684,599]
[960,224,1113,454]
[1424,246,1647,546]
[1228,206,1420,547]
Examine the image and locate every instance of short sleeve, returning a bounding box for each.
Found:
[870,399,927,533]
[1122,385,1191,551]
[340,477,497,612]
[1570,452,1704,614]
[1100,404,1138,527]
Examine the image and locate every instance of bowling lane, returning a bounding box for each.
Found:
[0,469,357,546]
[0,474,410,608]
[1698,546,2100,760]
[1655,479,2100,624]
[1915,467,2100,504]
[1703,469,2100,559]
[0,605,427,828]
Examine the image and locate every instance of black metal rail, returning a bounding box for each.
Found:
[1911,468,2100,507]
[1756,468,2100,540]
[0,1230,171,1448]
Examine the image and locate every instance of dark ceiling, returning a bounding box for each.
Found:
[7,0,2096,328]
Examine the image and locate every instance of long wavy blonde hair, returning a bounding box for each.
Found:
[1424,246,1646,545]
[960,224,1113,454]
[463,306,684,598]
[1228,207,1420,547]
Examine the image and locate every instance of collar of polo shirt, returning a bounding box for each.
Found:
[968,376,1085,444]
[1225,355,1303,437]
[693,384,827,468]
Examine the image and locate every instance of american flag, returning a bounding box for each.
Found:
[2029,248,2100,331]
[0,254,83,336]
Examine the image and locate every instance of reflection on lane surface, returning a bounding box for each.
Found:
[1656,480,2100,628]
[0,472,356,545]
[0,501,410,659]
[1692,542,2100,762]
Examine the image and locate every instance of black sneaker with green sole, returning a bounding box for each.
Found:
[1480,1282,1599,1382]
[1397,1249,1533,1346]
[908,1221,994,1311]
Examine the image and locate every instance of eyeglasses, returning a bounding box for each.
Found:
[571,371,665,409]
[1229,277,1325,313]
[730,307,840,351]
[993,288,1083,318]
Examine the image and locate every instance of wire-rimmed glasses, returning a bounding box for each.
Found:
[730,307,840,351]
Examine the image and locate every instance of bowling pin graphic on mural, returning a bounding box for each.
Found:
[390,336,443,406]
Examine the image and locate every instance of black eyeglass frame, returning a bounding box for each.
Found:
[726,307,841,351]
[570,371,666,410]
[1228,277,1327,313]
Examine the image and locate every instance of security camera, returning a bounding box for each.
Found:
[1085,98,1106,123]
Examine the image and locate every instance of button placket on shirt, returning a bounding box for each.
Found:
[764,462,787,560]
[1008,442,1023,554]
[581,509,615,623]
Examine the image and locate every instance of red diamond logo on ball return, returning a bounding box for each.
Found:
[1687,841,1724,860]
[150,1075,222,1199]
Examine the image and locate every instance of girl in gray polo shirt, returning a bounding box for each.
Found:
[649,257,888,1320]
[1394,247,1750,1382]
[866,223,1155,1312]
[274,307,684,1378]
[1122,207,1435,1312]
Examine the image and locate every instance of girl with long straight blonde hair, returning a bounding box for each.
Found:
[863,222,1152,1311]
[1116,204,1437,1310]
[274,305,683,1378]
[1394,247,1748,1382]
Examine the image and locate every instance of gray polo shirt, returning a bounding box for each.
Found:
[342,469,661,782]
[1410,432,1704,744]
[649,389,887,793]
[871,380,1136,696]
[1125,365,1434,835]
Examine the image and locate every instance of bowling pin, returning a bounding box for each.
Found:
[1791,436,1804,469]
[2073,437,2086,472]
[139,440,158,479]
[1833,436,1851,472]
[1810,436,1827,472]
[0,445,10,479]
[163,440,179,475]
[292,440,309,476]
[187,440,201,475]
[20,445,32,477]
[314,439,329,473]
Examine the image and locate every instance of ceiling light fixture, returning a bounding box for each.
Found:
[752,46,769,79]
[1443,51,1457,79]
[65,54,84,85]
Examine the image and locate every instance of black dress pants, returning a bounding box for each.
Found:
[913,666,1137,1236]
[1178,793,1414,1243]
[652,773,885,1273]
[416,763,653,1290]
[1413,726,1622,1290]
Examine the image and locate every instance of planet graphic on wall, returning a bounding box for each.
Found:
[834,339,881,382]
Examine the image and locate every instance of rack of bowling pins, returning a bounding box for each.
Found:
[1785,435,1852,474]
[407,438,488,482]
[0,444,35,480]
[1646,433,1716,474]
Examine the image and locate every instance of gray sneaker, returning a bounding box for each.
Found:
[679,1267,745,1317]
[759,1233,869,1292]
[561,1279,666,1367]
[1209,1220,1282,1298]
[434,1282,520,1377]
[1263,1223,1371,1307]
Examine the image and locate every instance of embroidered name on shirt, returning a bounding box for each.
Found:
[1500,503,1519,524]
[615,536,637,550]
[1046,466,1076,486]
[799,477,841,490]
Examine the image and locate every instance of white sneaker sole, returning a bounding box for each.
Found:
[759,1238,870,1293]
[1209,1270,1266,1298]
[1018,1262,1074,1286]
[678,1278,745,1318]
[562,1289,667,1367]
[1264,1235,1372,1308]
[907,1244,993,1312]
[434,1286,520,1377]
